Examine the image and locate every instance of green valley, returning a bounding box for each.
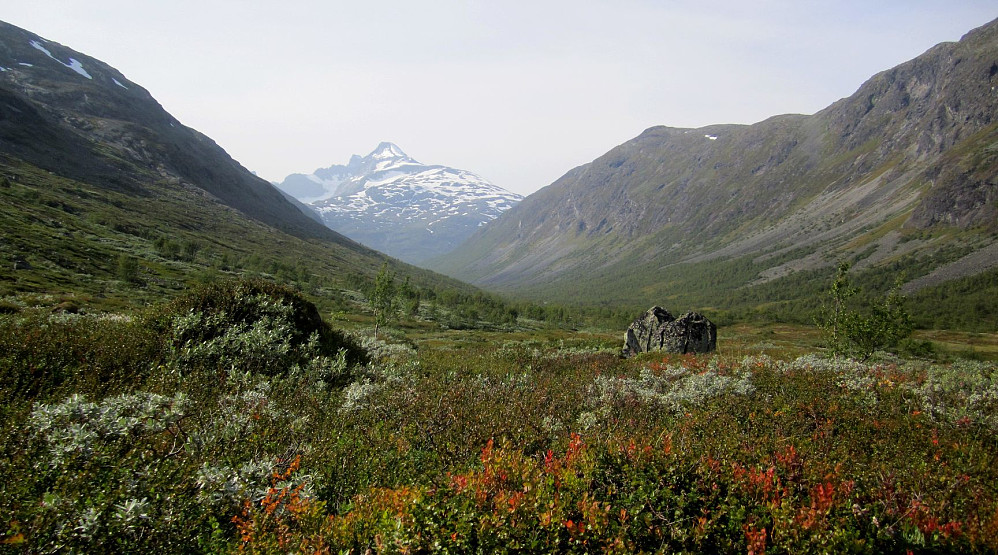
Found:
[1,12,997,555]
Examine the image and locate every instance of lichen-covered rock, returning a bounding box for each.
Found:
[623,307,716,356]
[624,306,674,356]
[661,311,717,355]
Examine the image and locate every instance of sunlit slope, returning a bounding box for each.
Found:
[431,19,998,309]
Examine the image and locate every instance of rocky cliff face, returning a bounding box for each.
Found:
[276,143,522,263]
[430,18,998,305]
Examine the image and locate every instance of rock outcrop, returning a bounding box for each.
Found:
[623,306,674,355]
[623,307,717,356]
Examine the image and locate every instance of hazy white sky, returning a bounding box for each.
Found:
[2,1,995,195]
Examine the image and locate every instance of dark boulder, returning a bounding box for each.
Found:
[623,307,717,356]
[624,306,674,355]
[661,311,717,354]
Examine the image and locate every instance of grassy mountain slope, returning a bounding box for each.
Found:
[0,157,373,308]
[0,20,487,312]
[0,20,351,242]
[430,18,998,318]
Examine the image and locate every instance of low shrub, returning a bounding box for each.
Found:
[2,297,997,553]
[0,312,162,402]
[149,279,367,376]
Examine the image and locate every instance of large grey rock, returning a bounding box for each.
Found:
[661,311,717,354]
[623,307,717,356]
[623,306,674,355]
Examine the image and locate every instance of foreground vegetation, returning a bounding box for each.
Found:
[1,280,996,553]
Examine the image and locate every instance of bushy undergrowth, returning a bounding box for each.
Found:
[152,279,367,373]
[228,351,998,554]
[0,311,163,403]
[1,289,997,552]
[0,279,367,551]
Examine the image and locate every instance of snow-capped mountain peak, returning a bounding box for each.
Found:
[368,141,412,162]
[274,143,522,263]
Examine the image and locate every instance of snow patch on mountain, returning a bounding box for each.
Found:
[29,39,92,79]
[275,142,522,263]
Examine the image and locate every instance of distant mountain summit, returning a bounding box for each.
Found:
[275,143,522,263]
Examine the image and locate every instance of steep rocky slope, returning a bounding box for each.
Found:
[431,18,998,307]
[0,20,356,244]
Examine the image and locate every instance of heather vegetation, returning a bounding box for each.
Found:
[1,278,996,553]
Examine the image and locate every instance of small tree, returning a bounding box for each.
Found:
[368,263,398,339]
[116,254,140,284]
[816,263,913,360]
[820,263,859,353]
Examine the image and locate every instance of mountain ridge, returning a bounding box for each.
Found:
[0,20,358,245]
[0,19,485,309]
[276,143,522,263]
[429,17,998,310]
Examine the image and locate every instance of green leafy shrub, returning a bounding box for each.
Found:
[154,236,182,259]
[116,254,141,284]
[366,263,400,338]
[816,263,913,360]
[150,279,367,375]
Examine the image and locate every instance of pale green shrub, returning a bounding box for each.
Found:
[352,332,417,362]
[30,392,190,467]
[340,378,384,413]
[909,359,998,430]
[169,301,297,373]
[27,392,193,549]
[195,459,273,510]
[587,363,755,418]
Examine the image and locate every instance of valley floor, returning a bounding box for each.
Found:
[1,284,997,552]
